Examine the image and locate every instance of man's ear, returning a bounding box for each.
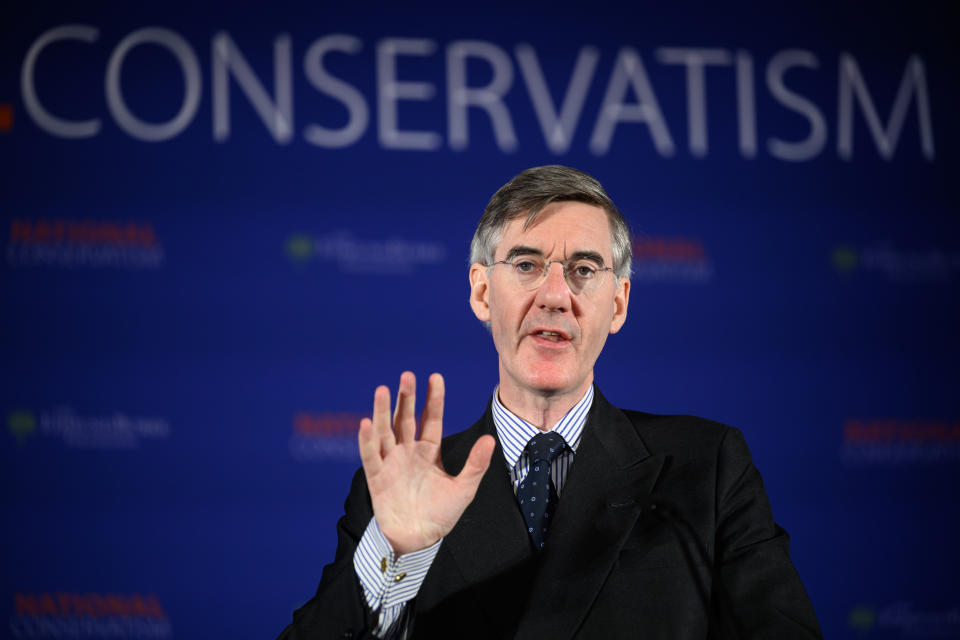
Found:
[469,263,490,323]
[608,277,630,334]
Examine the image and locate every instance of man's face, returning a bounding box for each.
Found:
[469,201,630,404]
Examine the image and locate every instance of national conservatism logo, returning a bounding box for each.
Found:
[7,219,164,269]
[289,411,363,462]
[841,418,960,466]
[10,592,171,639]
[631,235,714,283]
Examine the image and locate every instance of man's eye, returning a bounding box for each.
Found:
[514,260,539,273]
[573,263,597,278]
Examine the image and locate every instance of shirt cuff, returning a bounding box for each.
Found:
[353,516,442,628]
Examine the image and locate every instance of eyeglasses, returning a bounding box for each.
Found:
[490,257,614,295]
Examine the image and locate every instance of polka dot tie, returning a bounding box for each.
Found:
[517,431,566,552]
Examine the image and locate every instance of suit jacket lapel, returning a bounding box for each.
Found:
[516,388,665,640]
[443,416,531,584]
[417,406,535,630]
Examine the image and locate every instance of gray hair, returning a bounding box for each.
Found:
[469,165,632,279]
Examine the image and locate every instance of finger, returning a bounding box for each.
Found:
[420,373,445,444]
[357,418,382,476]
[394,371,417,444]
[372,385,395,456]
[454,434,496,492]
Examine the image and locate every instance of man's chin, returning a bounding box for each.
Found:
[499,355,589,399]
[519,369,585,398]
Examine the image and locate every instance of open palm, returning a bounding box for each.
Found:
[358,372,496,555]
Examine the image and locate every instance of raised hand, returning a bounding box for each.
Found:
[358,371,496,555]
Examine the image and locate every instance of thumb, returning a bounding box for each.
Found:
[454,434,496,490]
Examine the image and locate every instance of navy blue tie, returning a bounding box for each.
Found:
[517,431,566,552]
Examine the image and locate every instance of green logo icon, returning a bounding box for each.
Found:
[7,410,36,445]
[848,605,876,636]
[286,234,315,263]
[833,246,860,274]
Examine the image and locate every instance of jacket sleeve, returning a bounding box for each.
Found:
[712,427,823,639]
[277,469,379,640]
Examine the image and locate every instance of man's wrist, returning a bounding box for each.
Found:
[354,516,442,610]
[384,532,442,557]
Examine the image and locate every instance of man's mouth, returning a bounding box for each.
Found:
[532,330,569,342]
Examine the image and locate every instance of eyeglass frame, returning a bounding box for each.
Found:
[488,256,615,295]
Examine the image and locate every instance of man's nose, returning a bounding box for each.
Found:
[535,262,571,311]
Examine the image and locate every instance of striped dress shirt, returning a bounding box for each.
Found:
[354,385,594,637]
[492,384,591,498]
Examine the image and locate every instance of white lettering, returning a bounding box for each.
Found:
[14,28,942,160]
[516,44,599,154]
[377,38,441,151]
[447,40,517,152]
[766,49,827,162]
[590,47,674,156]
[106,27,202,142]
[212,32,293,143]
[302,34,369,148]
[21,25,101,138]
[837,53,934,161]
[656,47,732,157]
[736,50,757,158]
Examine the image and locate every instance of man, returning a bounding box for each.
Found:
[280,166,821,639]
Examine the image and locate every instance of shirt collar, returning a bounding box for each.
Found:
[491,385,593,469]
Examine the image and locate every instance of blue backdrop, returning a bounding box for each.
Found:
[2,1,958,638]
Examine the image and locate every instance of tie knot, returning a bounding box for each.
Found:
[524,431,566,464]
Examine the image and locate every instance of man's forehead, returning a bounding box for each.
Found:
[496,204,613,259]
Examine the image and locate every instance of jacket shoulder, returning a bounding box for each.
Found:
[617,408,746,457]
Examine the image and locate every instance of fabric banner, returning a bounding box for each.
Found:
[2,2,957,638]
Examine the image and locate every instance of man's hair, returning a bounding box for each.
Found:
[469,165,632,279]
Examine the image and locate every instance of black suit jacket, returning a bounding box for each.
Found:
[280,388,822,639]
